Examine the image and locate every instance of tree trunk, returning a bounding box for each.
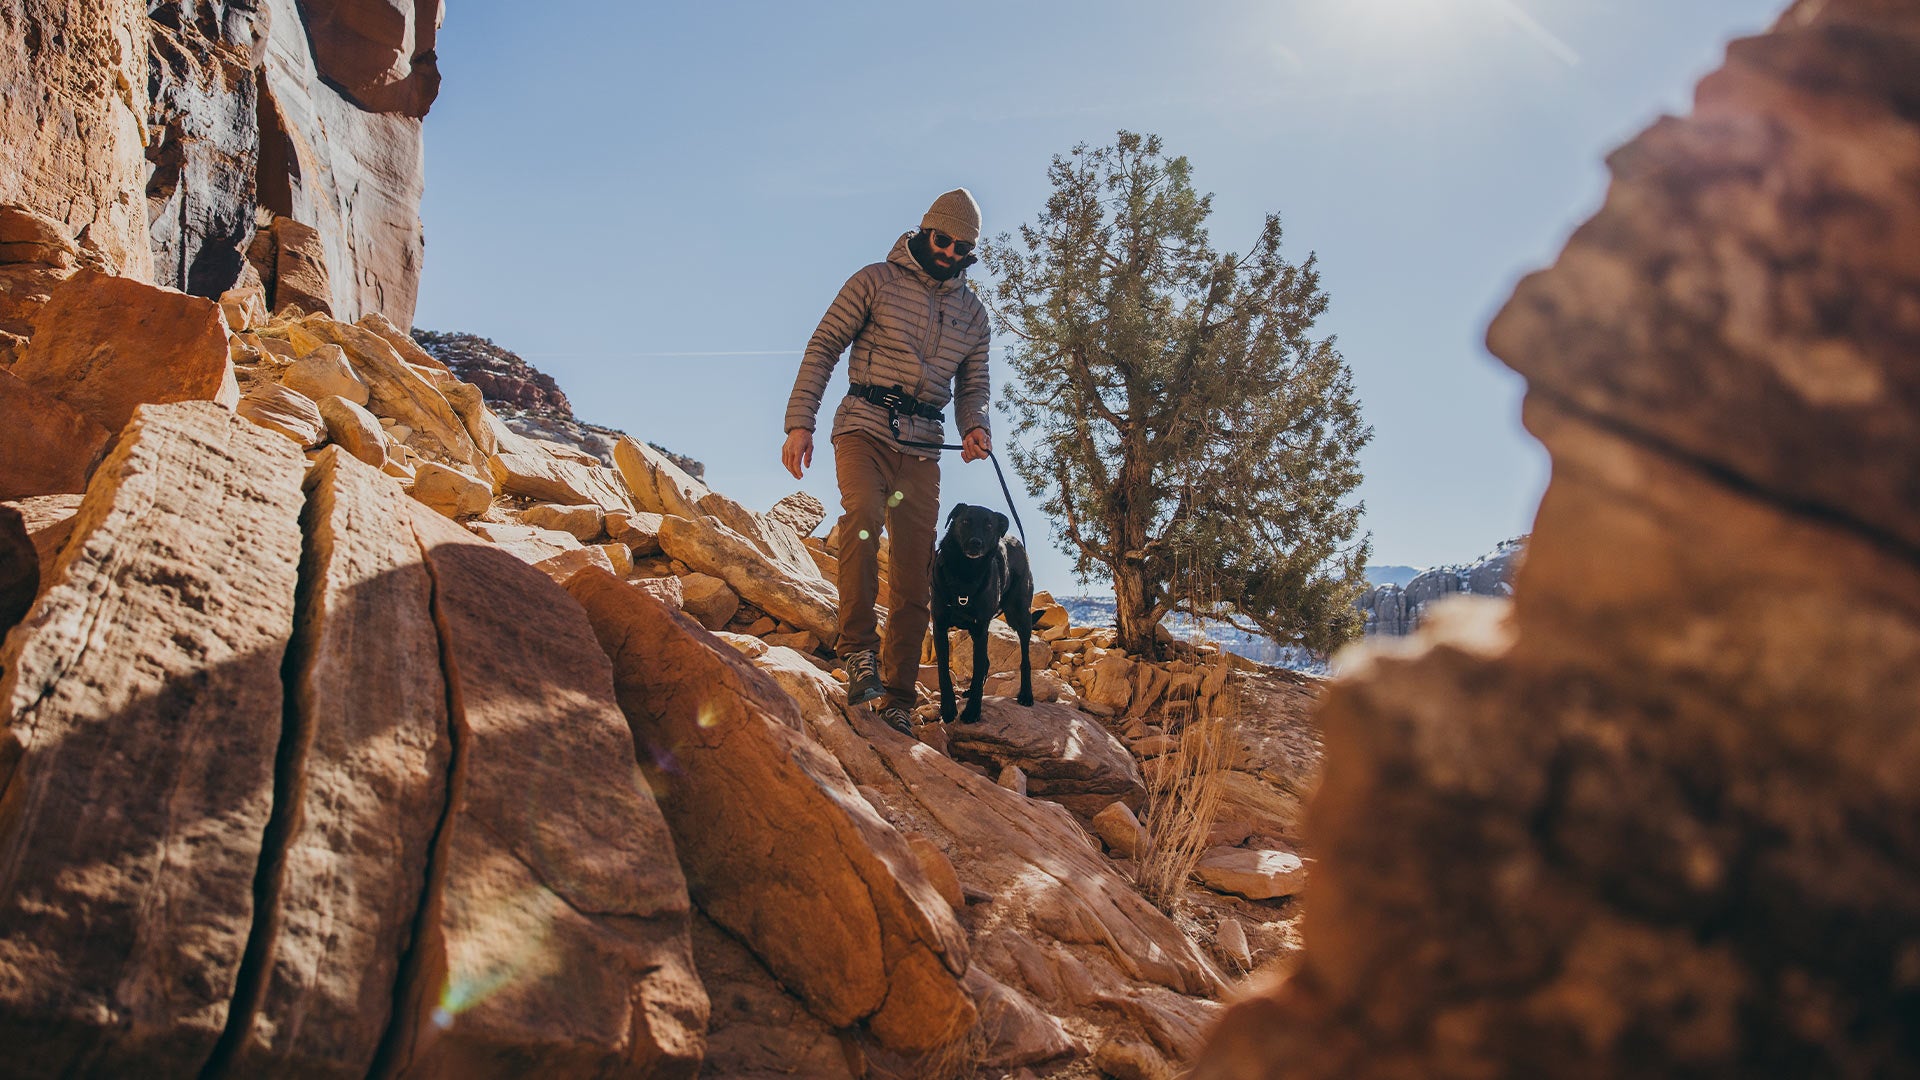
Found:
[1113,562,1157,657]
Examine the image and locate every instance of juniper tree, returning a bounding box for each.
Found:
[983,132,1371,657]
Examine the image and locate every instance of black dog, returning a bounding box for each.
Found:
[932,503,1035,724]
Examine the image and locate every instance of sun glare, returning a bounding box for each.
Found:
[1266,0,1579,91]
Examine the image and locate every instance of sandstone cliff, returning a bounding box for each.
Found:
[0,0,437,325]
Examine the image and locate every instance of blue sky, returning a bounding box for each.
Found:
[414,1,1782,590]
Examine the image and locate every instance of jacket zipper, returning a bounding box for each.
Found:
[920,280,944,413]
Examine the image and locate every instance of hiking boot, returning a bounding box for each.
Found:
[880,703,915,735]
[844,650,884,706]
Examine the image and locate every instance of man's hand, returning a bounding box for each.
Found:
[782,429,814,479]
[961,427,992,463]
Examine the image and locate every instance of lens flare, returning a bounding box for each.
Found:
[430,895,556,1028]
[858,529,871,541]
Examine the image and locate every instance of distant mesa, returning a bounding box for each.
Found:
[411,328,704,478]
[1355,536,1525,637]
[1058,537,1525,672]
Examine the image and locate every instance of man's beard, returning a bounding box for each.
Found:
[909,230,974,281]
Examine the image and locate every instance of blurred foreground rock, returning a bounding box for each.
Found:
[1194,4,1920,1076]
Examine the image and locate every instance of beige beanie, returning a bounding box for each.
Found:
[921,188,982,243]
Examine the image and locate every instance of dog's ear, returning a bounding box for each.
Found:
[947,504,965,525]
[993,512,1009,538]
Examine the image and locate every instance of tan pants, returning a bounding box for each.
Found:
[832,430,939,709]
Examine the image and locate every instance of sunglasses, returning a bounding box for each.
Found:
[928,230,975,256]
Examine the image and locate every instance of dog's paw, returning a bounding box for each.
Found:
[1016,690,1034,707]
[940,704,957,723]
[959,704,983,725]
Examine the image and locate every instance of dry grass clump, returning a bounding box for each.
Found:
[1137,560,1240,911]
[1138,697,1234,912]
[913,1019,988,1080]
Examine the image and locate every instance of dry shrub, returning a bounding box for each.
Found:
[913,1018,988,1080]
[1136,557,1240,911]
[1138,702,1234,912]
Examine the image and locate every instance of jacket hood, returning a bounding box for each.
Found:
[887,231,970,292]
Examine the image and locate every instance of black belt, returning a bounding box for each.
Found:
[847,382,943,421]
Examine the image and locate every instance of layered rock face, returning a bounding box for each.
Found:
[0,0,152,279]
[1355,537,1524,636]
[411,330,576,422]
[1194,3,1920,1076]
[410,328,708,475]
[0,0,436,324]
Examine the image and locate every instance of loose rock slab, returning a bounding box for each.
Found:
[237,382,327,449]
[488,450,635,514]
[1192,848,1306,901]
[12,270,238,433]
[565,569,974,1052]
[0,402,306,1075]
[613,435,708,518]
[946,698,1147,817]
[658,514,838,641]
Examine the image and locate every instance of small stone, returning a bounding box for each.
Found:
[283,344,370,407]
[679,572,740,630]
[713,631,770,659]
[630,555,674,578]
[521,502,604,541]
[1216,917,1252,969]
[767,490,827,536]
[317,395,388,467]
[764,630,821,653]
[384,423,412,444]
[745,616,778,637]
[609,509,666,555]
[218,286,266,332]
[599,543,632,576]
[1092,802,1147,859]
[1094,1037,1172,1080]
[998,765,1028,797]
[236,383,326,449]
[408,461,492,520]
[466,521,581,566]
[1206,820,1255,848]
[1130,734,1177,758]
[629,575,684,610]
[531,545,617,585]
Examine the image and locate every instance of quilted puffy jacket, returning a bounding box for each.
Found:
[784,231,991,459]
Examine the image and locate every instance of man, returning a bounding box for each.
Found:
[782,188,992,734]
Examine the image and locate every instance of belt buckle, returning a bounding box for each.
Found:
[876,386,910,412]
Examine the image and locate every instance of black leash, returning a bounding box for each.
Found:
[873,397,1028,545]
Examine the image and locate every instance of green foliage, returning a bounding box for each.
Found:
[983,131,1371,656]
